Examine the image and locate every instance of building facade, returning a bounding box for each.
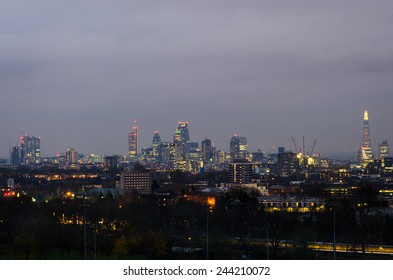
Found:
[278,151,300,175]
[120,169,152,194]
[359,110,373,165]
[128,123,138,159]
[378,140,390,159]
[229,159,253,184]
[230,135,248,161]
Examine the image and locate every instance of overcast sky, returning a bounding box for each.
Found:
[1,0,393,157]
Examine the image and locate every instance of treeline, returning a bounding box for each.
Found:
[0,189,392,259]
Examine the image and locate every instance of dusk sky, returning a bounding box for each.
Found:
[1,0,393,158]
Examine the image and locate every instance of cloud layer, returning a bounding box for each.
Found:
[1,1,393,157]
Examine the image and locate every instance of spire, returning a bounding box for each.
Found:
[359,110,373,163]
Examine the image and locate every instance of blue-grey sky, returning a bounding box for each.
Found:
[1,0,393,157]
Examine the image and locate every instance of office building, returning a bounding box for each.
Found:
[120,169,152,194]
[230,135,248,161]
[104,155,119,171]
[66,148,78,164]
[157,142,175,166]
[229,159,253,184]
[10,146,20,166]
[151,131,161,159]
[20,135,40,165]
[278,151,300,175]
[202,138,214,165]
[378,140,390,159]
[128,123,138,158]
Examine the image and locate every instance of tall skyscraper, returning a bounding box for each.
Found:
[128,122,138,158]
[358,110,373,164]
[157,142,174,166]
[152,131,162,160]
[173,128,183,167]
[152,131,161,148]
[66,148,78,164]
[230,135,248,161]
[20,135,40,165]
[10,146,20,166]
[378,140,390,159]
[202,138,214,164]
[176,121,190,159]
[177,121,190,144]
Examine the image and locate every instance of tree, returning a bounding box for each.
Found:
[112,236,129,259]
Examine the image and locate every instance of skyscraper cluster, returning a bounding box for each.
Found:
[6,111,389,170]
[10,135,40,166]
[128,121,251,172]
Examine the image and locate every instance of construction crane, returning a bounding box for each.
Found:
[291,137,300,153]
[310,139,317,156]
[291,136,317,156]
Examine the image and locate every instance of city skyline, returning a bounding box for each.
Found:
[1,1,393,157]
[2,109,390,160]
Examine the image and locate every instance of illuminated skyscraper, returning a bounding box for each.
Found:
[177,122,190,144]
[157,142,175,166]
[20,135,40,165]
[173,129,185,170]
[378,140,389,159]
[358,110,373,164]
[176,121,190,159]
[152,131,162,159]
[66,148,78,164]
[128,122,138,158]
[230,135,248,161]
[202,138,214,165]
[152,131,161,148]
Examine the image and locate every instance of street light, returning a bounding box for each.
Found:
[206,197,215,260]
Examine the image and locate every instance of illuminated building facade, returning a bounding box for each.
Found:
[175,121,190,159]
[157,142,175,167]
[229,159,253,184]
[215,150,227,165]
[120,169,152,194]
[378,140,389,159]
[128,123,138,158]
[358,110,373,165]
[21,135,40,165]
[177,121,190,145]
[151,131,161,159]
[104,155,119,171]
[278,151,300,175]
[202,138,215,166]
[66,148,78,164]
[230,135,248,161]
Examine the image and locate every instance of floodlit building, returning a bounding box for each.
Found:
[358,110,373,165]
